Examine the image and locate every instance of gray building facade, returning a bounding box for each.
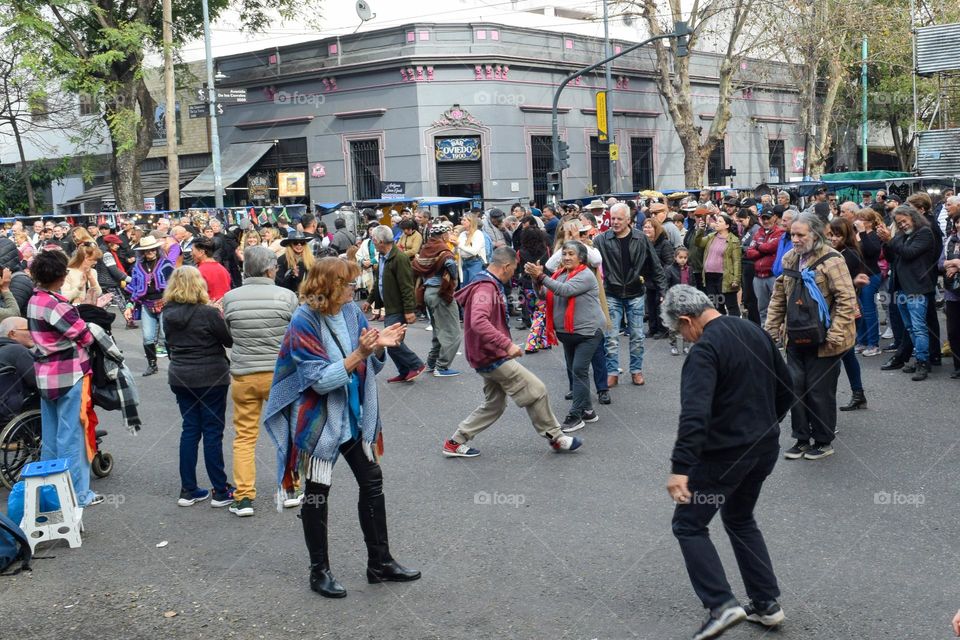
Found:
[208,22,804,208]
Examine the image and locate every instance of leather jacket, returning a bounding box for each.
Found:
[593,228,668,299]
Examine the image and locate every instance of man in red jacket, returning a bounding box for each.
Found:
[744,206,784,326]
[442,247,582,458]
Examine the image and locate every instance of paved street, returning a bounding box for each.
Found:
[3,314,959,640]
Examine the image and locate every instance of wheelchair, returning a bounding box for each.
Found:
[0,391,114,489]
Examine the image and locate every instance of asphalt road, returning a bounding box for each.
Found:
[3,313,959,640]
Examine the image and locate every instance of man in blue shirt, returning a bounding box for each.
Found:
[542,205,560,243]
[771,209,795,278]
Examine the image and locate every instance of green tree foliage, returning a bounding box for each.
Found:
[0,159,69,215]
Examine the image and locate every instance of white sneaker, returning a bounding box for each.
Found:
[881,327,893,339]
[425,325,432,331]
[551,435,583,452]
[282,490,303,508]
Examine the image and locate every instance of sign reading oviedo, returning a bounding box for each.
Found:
[435,137,481,162]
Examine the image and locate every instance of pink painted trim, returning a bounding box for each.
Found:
[328,44,338,55]
[491,30,499,41]
[406,32,415,43]
[564,38,574,49]
[419,30,430,41]
[475,30,486,40]
[235,115,314,130]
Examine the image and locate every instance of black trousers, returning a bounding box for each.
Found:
[946,300,960,372]
[704,272,741,318]
[557,330,604,417]
[925,291,942,364]
[786,349,842,445]
[672,453,781,610]
[741,261,761,325]
[646,287,666,334]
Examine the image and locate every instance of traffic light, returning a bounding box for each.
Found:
[675,21,690,58]
[557,140,570,170]
[547,171,561,194]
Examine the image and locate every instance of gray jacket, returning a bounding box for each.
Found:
[221,277,299,376]
[540,268,606,336]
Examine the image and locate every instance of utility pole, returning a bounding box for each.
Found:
[861,36,868,171]
[202,0,224,208]
[163,0,180,210]
[603,0,616,193]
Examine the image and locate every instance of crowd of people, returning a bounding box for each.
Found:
[1,184,958,639]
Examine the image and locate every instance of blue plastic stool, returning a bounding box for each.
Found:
[20,458,84,552]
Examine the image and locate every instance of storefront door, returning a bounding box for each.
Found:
[436,136,483,217]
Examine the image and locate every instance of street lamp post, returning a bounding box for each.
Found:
[201,0,224,208]
[551,22,690,200]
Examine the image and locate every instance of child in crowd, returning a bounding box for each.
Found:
[666,247,691,356]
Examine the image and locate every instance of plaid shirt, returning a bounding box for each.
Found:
[27,288,94,400]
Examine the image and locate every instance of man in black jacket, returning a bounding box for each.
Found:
[593,202,667,386]
[0,236,21,273]
[0,316,37,425]
[662,285,792,640]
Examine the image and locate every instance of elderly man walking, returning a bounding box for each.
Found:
[221,245,299,517]
[593,202,668,386]
[662,285,792,640]
[364,225,425,382]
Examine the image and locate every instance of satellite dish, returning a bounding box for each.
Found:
[356,0,374,21]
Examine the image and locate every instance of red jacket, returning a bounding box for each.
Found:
[744,226,784,278]
[454,272,514,370]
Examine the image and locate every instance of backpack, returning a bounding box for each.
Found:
[0,509,31,575]
[782,253,838,348]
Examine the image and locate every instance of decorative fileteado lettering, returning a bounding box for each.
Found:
[435,137,481,162]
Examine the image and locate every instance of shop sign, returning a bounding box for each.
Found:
[311,163,326,178]
[381,181,406,200]
[436,137,481,162]
[278,171,306,197]
[248,173,270,201]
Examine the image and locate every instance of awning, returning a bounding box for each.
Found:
[62,167,205,207]
[180,142,273,196]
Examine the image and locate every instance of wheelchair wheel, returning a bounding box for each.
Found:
[91,452,114,478]
[0,409,42,489]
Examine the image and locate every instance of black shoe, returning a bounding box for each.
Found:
[783,440,811,460]
[598,390,611,404]
[803,442,835,460]
[142,362,158,377]
[582,409,599,423]
[367,559,421,583]
[880,357,904,371]
[881,343,899,352]
[561,414,585,433]
[911,361,929,381]
[839,390,866,411]
[902,361,917,373]
[951,370,960,379]
[310,566,347,598]
[743,600,784,627]
[564,391,573,400]
[692,602,746,640]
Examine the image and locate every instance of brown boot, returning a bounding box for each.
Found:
[631,372,645,386]
[607,374,619,388]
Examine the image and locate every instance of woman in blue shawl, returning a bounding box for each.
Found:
[263,257,420,598]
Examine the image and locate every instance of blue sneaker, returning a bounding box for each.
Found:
[178,488,210,507]
[211,485,235,508]
[433,368,461,377]
[551,435,582,452]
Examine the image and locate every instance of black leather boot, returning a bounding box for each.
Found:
[839,390,866,411]
[880,356,904,371]
[301,489,346,598]
[360,494,421,584]
[142,344,158,377]
[911,361,929,381]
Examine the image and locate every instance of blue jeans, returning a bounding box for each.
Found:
[565,336,608,393]
[141,306,164,346]
[605,295,645,374]
[856,273,882,347]
[896,293,929,363]
[840,348,863,393]
[40,377,96,507]
[461,258,484,286]
[172,385,229,493]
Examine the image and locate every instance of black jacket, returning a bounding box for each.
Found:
[95,252,127,289]
[671,315,793,475]
[646,234,675,291]
[0,237,22,272]
[0,337,36,421]
[275,254,307,293]
[161,302,233,388]
[886,226,937,294]
[10,271,34,316]
[593,228,667,298]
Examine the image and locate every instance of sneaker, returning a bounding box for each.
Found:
[692,602,746,640]
[564,390,573,400]
[854,344,866,354]
[743,600,785,627]
[881,327,894,339]
[229,497,254,517]
[178,488,210,507]
[582,409,599,423]
[561,414,585,433]
[803,443,835,460]
[683,346,690,354]
[84,493,105,507]
[282,490,304,509]
[156,345,168,358]
[424,362,436,373]
[425,325,432,331]
[783,440,811,460]
[211,486,235,508]
[861,346,882,357]
[433,368,461,377]
[442,439,480,458]
[598,390,611,405]
[551,435,583,452]
[671,346,680,356]
[403,365,426,382]
[881,343,899,352]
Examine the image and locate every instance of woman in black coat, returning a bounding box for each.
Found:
[642,217,675,338]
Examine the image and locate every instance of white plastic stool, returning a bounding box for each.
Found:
[19,458,84,552]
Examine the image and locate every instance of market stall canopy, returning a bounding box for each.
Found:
[62,167,205,208]
[180,142,273,196]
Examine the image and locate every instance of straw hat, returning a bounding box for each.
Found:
[134,236,162,251]
[584,199,606,211]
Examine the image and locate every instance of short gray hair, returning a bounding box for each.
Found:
[610,202,630,217]
[946,195,960,207]
[489,246,518,267]
[243,245,277,278]
[660,285,714,331]
[370,225,395,244]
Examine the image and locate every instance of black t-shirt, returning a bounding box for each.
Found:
[618,234,632,274]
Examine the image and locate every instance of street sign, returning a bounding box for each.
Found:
[188,103,207,119]
[596,91,607,142]
[609,143,619,161]
[194,87,247,104]
[380,181,407,199]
